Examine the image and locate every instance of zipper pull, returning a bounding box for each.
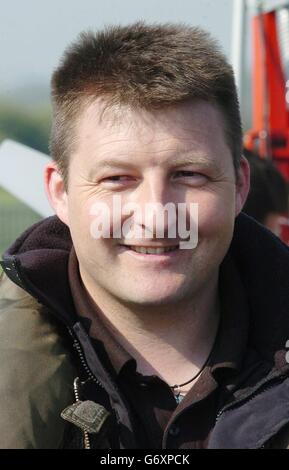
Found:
[61,377,110,449]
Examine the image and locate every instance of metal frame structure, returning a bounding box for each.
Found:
[255,0,289,14]
[232,0,289,242]
[232,0,289,179]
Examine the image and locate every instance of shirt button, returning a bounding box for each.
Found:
[169,425,180,437]
[139,382,152,391]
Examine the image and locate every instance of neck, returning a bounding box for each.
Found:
[79,268,220,388]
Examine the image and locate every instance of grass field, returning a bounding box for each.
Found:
[0,186,41,263]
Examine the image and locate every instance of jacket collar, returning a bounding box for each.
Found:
[1,216,77,326]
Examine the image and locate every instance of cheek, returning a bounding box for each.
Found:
[66,194,97,254]
[196,191,236,237]
[69,195,121,261]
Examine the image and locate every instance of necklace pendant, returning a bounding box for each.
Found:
[175,393,184,404]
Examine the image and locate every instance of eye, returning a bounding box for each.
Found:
[172,170,208,185]
[100,175,136,187]
[103,176,129,182]
[174,171,199,177]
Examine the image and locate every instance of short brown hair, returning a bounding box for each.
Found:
[50,22,242,187]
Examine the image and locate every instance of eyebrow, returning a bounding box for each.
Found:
[168,154,219,171]
[89,153,220,175]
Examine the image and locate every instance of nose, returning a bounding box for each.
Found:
[138,170,167,205]
[127,170,176,239]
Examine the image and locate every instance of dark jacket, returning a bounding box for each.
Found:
[1,213,289,449]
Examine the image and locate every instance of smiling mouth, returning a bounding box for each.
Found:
[120,245,179,254]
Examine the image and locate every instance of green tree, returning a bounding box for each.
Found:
[0,101,51,154]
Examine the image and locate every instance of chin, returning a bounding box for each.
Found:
[123,285,186,307]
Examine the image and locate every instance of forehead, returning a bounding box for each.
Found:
[73,99,231,169]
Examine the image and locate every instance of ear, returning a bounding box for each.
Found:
[235,155,250,216]
[44,161,69,226]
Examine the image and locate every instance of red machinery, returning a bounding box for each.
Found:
[242,0,289,242]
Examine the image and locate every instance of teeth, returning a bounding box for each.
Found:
[129,246,178,254]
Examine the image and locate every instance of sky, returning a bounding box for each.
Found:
[0,0,234,100]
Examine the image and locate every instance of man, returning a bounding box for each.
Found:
[1,22,289,449]
[243,149,289,238]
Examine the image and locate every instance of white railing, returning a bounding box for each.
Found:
[0,139,53,218]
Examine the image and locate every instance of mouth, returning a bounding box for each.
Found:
[126,245,179,254]
[118,244,180,255]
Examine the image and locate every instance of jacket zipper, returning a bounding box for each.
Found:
[67,327,107,449]
[67,326,104,388]
[73,377,91,449]
[215,376,286,424]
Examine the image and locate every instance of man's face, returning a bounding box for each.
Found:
[58,100,248,306]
